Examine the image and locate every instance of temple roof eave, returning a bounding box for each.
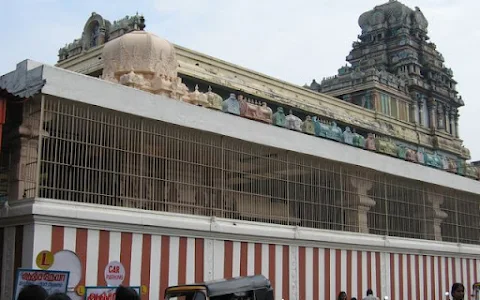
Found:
[0,60,46,100]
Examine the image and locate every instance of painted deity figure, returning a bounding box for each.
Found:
[222,93,240,115]
[90,23,100,47]
[286,110,302,131]
[343,127,354,145]
[272,107,286,127]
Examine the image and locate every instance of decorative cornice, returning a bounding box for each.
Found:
[3,198,480,258]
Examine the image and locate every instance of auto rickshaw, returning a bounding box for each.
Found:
[164,275,274,300]
[473,282,480,300]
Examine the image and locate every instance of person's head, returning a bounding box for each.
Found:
[18,284,48,300]
[451,283,465,300]
[116,286,140,300]
[366,289,374,296]
[46,293,71,300]
[338,291,347,300]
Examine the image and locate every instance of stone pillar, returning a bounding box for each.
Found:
[449,109,456,137]
[427,97,437,129]
[372,91,380,112]
[417,98,424,126]
[410,101,418,124]
[345,177,376,233]
[445,106,451,134]
[454,110,460,138]
[436,103,445,130]
[9,124,47,201]
[425,192,448,241]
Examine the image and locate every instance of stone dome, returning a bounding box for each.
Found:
[102,30,178,82]
[358,0,428,33]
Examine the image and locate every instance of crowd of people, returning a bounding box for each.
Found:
[338,283,466,300]
[16,285,140,300]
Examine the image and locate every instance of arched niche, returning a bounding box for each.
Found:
[81,12,110,51]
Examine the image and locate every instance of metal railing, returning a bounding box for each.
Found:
[7,95,479,245]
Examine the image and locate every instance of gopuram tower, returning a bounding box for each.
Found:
[308,0,468,161]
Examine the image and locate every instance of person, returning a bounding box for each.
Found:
[451,283,465,300]
[17,284,48,300]
[46,293,71,300]
[338,291,347,300]
[116,286,141,300]
[362,289,378,300]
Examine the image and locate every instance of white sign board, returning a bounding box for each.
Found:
[85,286,140,300]
[104,261,125,286]
[13,269,69,299]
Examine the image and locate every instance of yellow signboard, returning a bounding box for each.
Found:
[35,250,54,270]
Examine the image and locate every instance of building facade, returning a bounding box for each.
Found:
[1,1,480,300]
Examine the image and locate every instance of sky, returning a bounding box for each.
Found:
[1,0,479,160]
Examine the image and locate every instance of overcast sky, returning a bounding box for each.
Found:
[1,0,478,160]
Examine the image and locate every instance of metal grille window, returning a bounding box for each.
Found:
[9,95,480,245]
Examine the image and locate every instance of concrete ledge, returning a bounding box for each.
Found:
[3,198,480,257]
[38,62,480,194]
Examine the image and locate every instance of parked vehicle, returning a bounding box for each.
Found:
[164,275,274,300]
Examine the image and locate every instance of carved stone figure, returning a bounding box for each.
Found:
[424,151,443,169]
[375,137,397,157]
[343,127,354,145]
[416,147,425,164]
[285,110,302,131]
[272,107,286,127]
[186,85,210,107]
[406,148,417,162]
[238,97,272,124]
[206,86,223,111]
[465,164,479,179]
[302,116,315,135]
[239,96,256,119]
[222,93,240,115]
[457,159,466,176]
[397,144,407,160]
[352,129,366,148]
[442,156,449,170]
[171,77,190,101]
[90,23,100,47]
[328,121,344,142]
[313,117,329,138]
[258,102,273,124]
[365,133,376,151]
[119,71,151,90]
[447,158,457,173]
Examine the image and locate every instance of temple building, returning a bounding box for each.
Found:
[1,1,479,300]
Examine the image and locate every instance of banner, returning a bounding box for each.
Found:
[84,286,141,300]
[13,269,69,299]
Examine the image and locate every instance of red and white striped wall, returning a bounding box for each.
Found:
[385,253,480,300]
[2,224,480,300]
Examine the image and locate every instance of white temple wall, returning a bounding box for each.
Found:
[1,199,480,300]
